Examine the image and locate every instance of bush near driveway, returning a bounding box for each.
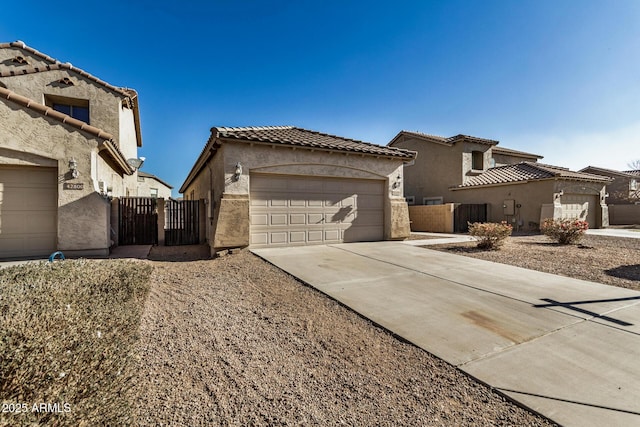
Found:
[0,259,151,427]
[468,221,513,250]
[541,218,589,245]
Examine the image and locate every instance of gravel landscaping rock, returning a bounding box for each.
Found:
[132,246,554,426]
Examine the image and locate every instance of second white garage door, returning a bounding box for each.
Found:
[560,194,598,227]
[250,174,384,247]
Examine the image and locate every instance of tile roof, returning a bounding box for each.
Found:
[0,85,133,175]
[0,40,143,147]
[388,130,499,146]
[491,146,543,159]
[579,166,640,178]
[180,125,416,194]
[213,126,417,159]
[0,41,136,99]
[456,162,612,188]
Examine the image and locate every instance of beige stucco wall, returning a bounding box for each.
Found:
[0,97,115,255]
[135,174,172,199]
[451,181,555,231]
[491,152,538,167]
[182,140,411,252]
[450,179,608,230]
[393,137,495,204]
[0,46,138,165]
[580,168,636,205]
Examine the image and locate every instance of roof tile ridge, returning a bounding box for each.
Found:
[2,40,135,99]
[292,126,415,153]
[401,130,448,140]
[0,86,114,141]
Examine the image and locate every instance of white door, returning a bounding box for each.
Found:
[250,174,384,247]
[0,166,57,258]
[561,194,597,227]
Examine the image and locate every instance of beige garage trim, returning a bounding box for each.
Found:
[561,194,598,227]
[250,174,384,247]
[0,166,57,258]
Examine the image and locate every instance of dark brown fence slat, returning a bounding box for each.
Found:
[118,197,158,245]
[454,203,488,233]
[165,199,199,246]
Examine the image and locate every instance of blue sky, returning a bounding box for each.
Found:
[2,0,639,196]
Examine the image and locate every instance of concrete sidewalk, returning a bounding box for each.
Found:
[587,228,640,239]
[252,242,640,427]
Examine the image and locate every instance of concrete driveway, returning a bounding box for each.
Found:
[252,242,640,427]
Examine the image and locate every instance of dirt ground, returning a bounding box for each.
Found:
[425,234,640,291]
[131,245,554,426]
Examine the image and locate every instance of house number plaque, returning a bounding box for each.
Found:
[63,183,84,190]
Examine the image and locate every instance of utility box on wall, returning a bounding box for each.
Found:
[503,199,515,216]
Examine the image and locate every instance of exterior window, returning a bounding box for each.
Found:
[472,151,484,170]
[631,179,638,191]
[53,103,89,123]
[45,95,89,124]
[423,197,443,205]
[150,188,158,199]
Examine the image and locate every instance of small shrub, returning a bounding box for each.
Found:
[541,218,589,244]
[468,221,513,250]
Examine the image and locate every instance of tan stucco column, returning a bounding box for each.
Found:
[213,193,250,250]
[388,198,411,239]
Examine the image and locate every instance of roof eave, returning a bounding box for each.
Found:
[99,140,135,175]
[221,135,415,160]
[179,134,219,194]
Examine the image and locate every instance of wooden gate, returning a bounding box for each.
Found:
[118,197,158,245]
[165,199,200,246]
[454,204,488,232]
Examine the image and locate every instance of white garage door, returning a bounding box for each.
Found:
[561,194,597,227]
[250,174,384,247]
[0,166,57,258]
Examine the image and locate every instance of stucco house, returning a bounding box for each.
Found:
[0,41,154,258]
[579,166,640,205]
[137,171,173,199]
[388,131,612,230]
[180,126,416,254]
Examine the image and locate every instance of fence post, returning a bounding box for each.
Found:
[110,198,119,247]
[199,199,207,244]
[157,198,166,246]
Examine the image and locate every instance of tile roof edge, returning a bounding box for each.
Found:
[492,146,544,158]
[213,125,417,158]
[0,85,133,175]
[389,130,499,146]
[579,166,639,177]
[1,40,143,148]
[0,41,136,100]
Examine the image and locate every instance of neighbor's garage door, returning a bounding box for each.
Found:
[250,174,384,247]
[0,166,57,258]
[561,194,598,227]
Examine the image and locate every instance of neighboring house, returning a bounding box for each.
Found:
[137,171,173,199]
[579,166,640,205]
[388,130,612,230]
[180,126,416,254]
[0,40,152,257]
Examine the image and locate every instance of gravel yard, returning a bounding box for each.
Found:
[425,234,640,291]
[132,246,554,426]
